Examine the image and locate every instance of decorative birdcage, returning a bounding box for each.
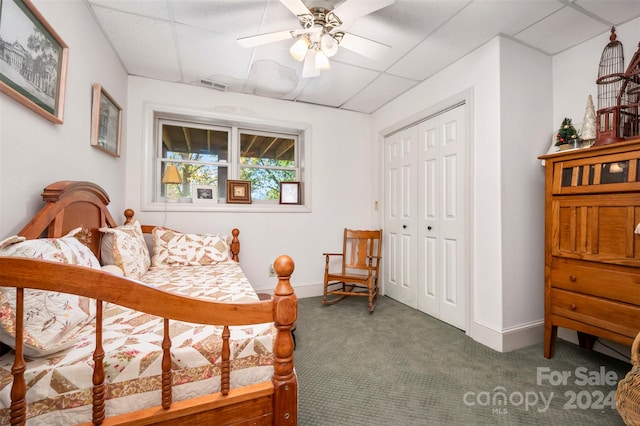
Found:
[595,27,626,145]
[618,43,640,140]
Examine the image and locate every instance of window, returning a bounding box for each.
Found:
[239,130,297,201]
[147,107,308,211]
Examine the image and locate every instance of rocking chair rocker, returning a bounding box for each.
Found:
[322,228,382,313]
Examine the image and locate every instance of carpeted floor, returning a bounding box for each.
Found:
[294,295,632,425]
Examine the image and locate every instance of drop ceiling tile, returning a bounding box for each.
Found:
[175,24,253,84]
[244,45,308,100]
[171,0,295,38]
[575,0,640,25]
[341,73,419,114]
[91,6,181,81]
[515,6,610,54]
[335,0,468,71]
[296,62,379,107]
[88,0,171,20]
[388,0,564,80]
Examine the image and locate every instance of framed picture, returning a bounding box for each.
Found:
[0,0,68,124]
[227,180,251,204]
[193,184,218,204]
[90,84,122,157]
[280,181,300,205]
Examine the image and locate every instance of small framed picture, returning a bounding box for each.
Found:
[280,182,301,205]
[227,180,252,204]
[90,83,122,157]
[193,184,218,203]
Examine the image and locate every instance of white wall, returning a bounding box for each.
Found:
[124,77,374,294]
[499,38,552,342]
[552,18,640,134]
[0,0,127,237]
[372,37,552,352]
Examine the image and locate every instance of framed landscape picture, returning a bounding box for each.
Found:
[90,84,122,157]
[0,0,68,123]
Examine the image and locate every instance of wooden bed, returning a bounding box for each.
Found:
[0,181,297,425]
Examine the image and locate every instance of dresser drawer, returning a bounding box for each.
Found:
[550,289,640,339]
[551,259,640,305]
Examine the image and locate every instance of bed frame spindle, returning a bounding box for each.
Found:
[10,288,26,426]
[161,319,172,409]
[221,326,231,395]
[92,301,106,425]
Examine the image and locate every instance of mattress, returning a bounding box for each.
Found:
[0,262,274,425]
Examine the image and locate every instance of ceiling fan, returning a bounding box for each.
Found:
[238,0,394,78]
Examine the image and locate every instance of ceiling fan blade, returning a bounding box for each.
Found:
[339,32,391,60]
[331,0,395,25]
[238,30,295,48]
[279,0,311,17]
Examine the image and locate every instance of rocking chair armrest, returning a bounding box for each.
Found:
[323,253,343,257]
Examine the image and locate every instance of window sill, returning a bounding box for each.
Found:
[142,201,311,213]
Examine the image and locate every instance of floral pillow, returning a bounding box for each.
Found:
[99,220,150,279]
[0,233,101,357]
[152,228,231,267]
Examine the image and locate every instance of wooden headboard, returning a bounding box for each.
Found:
[17,181,118,258]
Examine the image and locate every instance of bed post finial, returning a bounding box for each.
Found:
[124,209,135,224]
[272,255,297,424]
[230,229,240,262]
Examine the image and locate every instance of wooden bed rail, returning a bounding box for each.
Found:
[0,255,297,425]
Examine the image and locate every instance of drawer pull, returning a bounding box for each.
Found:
[569,275,577,282]
[570,304,577,311]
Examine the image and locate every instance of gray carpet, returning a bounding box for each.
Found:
[294,295,632,425]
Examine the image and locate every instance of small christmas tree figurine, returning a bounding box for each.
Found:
[580,95,597,144]
[555,118,579,146]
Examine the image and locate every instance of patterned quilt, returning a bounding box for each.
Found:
[0,261,274,425]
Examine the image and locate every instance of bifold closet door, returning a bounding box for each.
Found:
[383,104,467,331]
[416,105,467,330]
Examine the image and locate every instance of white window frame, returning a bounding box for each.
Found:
[141,104,311,212]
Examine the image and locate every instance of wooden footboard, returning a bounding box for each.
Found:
[0,255,297,425]
[0,181,298,425]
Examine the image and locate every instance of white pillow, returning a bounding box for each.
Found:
[0,234,101,357]
[99,220,150,279]
[152,228,231,266]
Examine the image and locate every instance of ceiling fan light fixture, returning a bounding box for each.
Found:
[315,49,330,70]
[302,49,320,78]
[320,33,339,57]
[290,37,309,61]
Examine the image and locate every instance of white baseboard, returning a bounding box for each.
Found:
[253,283,324,299]
[291,283,324,298]
[470,320,544,353]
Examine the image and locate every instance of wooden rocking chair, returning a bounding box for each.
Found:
[322,228,382,313]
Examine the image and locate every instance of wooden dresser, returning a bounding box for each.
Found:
[540,138,640,358]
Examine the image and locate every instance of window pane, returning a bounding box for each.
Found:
[162,162,226,199]
[162,123,228,162]
[240,133,295,166]
[240,167,297,200]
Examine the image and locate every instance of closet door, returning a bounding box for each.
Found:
[383,104,467,331]
[383,126,418,308]
[417,105,467,330]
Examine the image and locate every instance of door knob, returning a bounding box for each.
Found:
[402,225,407,229]
[427,226,432,230]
